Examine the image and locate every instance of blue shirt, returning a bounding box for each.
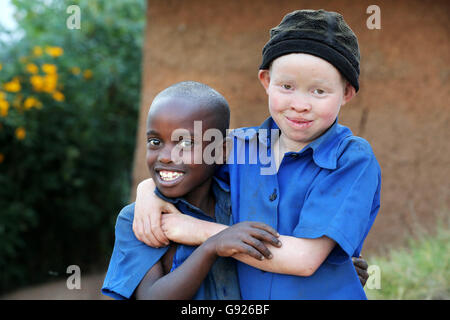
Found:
[217,117,381,300]
[101,177,241,300]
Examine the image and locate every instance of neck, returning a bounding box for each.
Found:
[279,134,306,153]
[184,178,215,218]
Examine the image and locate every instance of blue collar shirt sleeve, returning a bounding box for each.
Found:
[101,203,169,300]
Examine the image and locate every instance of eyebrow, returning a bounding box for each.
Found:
[146,129,159,136]
[311,78,332,85]
[146,129,197,140]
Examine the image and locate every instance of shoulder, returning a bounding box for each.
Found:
[337,135,376,161]
[115,203,135,227]
[334,135,381,175]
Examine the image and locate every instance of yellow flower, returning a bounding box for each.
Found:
[3,77,21,92]
[42,63,57,74]
[30,75,45,92]
[26,63,39,74]
[0,91,5,100]
[83,69,93,79]
[43,73,58,93]
[15,127,26,140]
[24,96,42,109]
[0,100,9,117]
[33,46,43,57]
[45,46,64,57]
[71,67,81,75]
[52,91,65,102]
[0,63,2,71]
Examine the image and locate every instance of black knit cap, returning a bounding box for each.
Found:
[260,9,360,91]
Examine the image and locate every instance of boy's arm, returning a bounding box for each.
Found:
[135,243,217,299]
[162,214,369,283]
[161,213,333,277]
[135,222,280,299]
[133,178,173,247]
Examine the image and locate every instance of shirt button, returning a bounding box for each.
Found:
[269,189,277,201]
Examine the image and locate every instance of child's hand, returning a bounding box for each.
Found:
[352,256,369,287]
[132,178,179,247]
[161,213,210,246]
[206,221,282,261]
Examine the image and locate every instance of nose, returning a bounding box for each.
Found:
[157,145,173,164]
[290,92,311,113]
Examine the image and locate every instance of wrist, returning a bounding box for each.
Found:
[199,237,219,262]
[197,220,228,244]
[137,178,155,194]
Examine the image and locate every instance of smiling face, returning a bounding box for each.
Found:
[259,53,355,151]
[146,96,220,203]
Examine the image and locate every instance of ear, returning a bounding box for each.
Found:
[341,82,356,106]
[258,69,271,94]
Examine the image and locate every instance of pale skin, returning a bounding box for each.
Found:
[133,53,357,277]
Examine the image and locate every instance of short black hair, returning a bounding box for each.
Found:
[151,81,230,135]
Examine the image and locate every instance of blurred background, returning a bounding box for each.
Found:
[0,0,448,299]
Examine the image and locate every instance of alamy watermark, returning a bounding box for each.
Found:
[66,264,81,290]
[366,264,382,290]
[66,5,81,30]
[366,5,381,30]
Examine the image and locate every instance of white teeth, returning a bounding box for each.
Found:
[159,170,184,181]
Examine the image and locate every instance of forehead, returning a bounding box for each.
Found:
[147,96,215,131]
[271,53,342,83]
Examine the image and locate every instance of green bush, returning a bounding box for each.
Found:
[365,217,449,300]
[0,0,145,293]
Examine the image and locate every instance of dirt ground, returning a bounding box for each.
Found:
[1,273,110,300]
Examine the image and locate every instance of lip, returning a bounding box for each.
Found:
[285,116,314,129]
[154,167,186,188]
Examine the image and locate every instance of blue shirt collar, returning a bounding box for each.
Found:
[233,116,352,170]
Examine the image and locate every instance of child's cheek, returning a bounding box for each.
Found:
[269,94,285,113]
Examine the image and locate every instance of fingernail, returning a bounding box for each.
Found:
[268,253,273,259]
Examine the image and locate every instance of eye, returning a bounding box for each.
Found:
[282,84,292,90]
[313,88,325,95]
[147,138,161,147]
[179,140,193,148]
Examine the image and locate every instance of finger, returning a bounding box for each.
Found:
[249,222,280,237]
[132,218,144,242]
[142,216,162,247]
[238,243,265,261]
[149,211,169,247]
[249,228,282,248]
[352,257,369,270]
[242,235,273,259]
[163,202,180,214]
[359,275,368,287]
[356,267,369,280]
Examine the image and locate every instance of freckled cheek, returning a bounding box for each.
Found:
[315,102,341,124]
[319,111,337,124]
[268,94,287,113]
